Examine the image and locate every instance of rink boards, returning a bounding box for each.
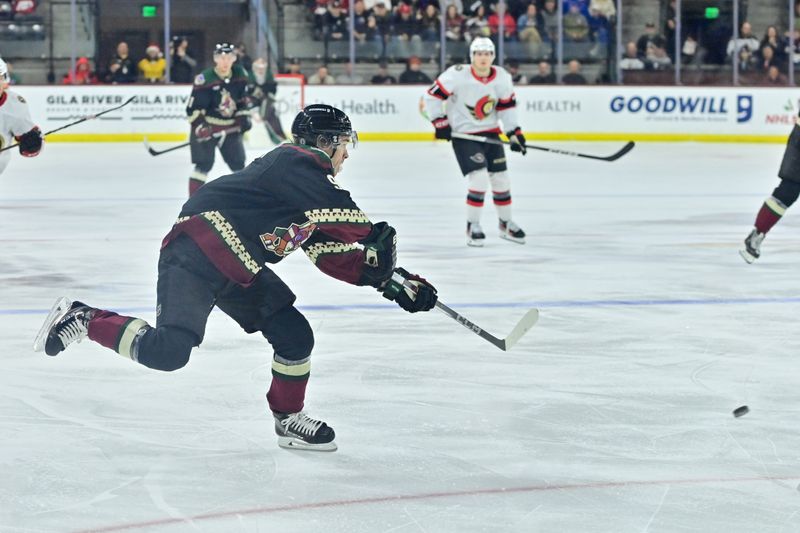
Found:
[19,84,800,143]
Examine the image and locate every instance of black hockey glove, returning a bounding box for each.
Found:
[358,221,397,288]
[381,267,438,313]
[193,119,214,141]
[16,127,43,157]
[432,116,452,141]
[506,127,527,155]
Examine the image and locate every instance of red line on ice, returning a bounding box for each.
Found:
[72,475,800,533]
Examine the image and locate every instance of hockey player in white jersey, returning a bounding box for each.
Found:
[0,58,42,173]
[424,37,526,247]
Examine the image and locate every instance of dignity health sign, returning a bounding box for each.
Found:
[10,84,800,142]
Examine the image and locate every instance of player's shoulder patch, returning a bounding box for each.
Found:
[454,64,464,71]
[16,94,25,104]
[193,73,206,85]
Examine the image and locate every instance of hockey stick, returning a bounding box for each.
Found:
[394,272,538,351]
[451,132,635,162]
[143,127,241,156]
[0,95,136,153]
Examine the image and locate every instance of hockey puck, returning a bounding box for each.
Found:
[733,405,749,418]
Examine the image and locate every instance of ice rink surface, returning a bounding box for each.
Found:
[2,139,800,532]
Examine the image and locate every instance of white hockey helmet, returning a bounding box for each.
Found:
[470,37,495,62]
[0,58,9,84]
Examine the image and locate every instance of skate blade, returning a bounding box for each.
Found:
[467,238,486,247]
[499,233,526,244]
[739,249,756,264]
[33,297,73,353]
[278,436,337,452]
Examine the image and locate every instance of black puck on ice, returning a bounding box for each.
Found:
[733,405,749,417]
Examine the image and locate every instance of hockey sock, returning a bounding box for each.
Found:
[189,169,208,196]
[754,197,786,234]
[87,310,150,361]
[266,354,310,414]
[489,171,513,221]
[466,168,489,223]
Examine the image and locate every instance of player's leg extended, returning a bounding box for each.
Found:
[452,137,490,246]
[219,132,246,172]
[189,131,215,196]
[741,126,800,263]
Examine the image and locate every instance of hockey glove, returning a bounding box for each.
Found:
[506,127,527,155]
[381,267,438,313]
[193,120,214,141]
[16,127,43,157]
[235,115,253,133]
[359,221,397,288]
[432,116,452,141]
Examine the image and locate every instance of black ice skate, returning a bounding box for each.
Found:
[467,222,486,247]
[499,219,526,244]
[33,297,95,356]
[740,228,765,264]
[274,411,337,451]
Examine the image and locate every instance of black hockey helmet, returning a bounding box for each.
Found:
[291,104,358,150]
[213,42,235,55]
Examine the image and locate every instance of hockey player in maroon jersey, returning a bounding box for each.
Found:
[186,42,255,196]
[423,37,527,247]
[34,105,438,452]
[740,123,800,263]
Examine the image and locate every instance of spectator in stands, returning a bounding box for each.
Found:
[506,59,528,83]
[760,25,788,63]
[563,4,589,42]
[399,55,432,84]
[285,57,306,83]
[63,56,99,85]
[235,43,253,72]
[517,4,543,44]
[444,4,465,41]
[764,64,788,85]
[371,61,397,84]
[325,1,348,41]
[337,62,365,84]
[540,0,558,43]
[419,4,441,41]
[138,44,166,83]
[562,59,587,84]
[589,0,615,19]
[465,4,490,41]
[757,44,779,73]
[312,0,329,39]
[170,36,196,84]
[664,0,676,60]
[308,64,336,84]
[105,41,137,84]
[363,15,382,43]
[488,4,517,41]
[392,3,420,42]
[619,41,644,70]
[529,60,555,83]
[373,2,392,41]
[636,22,662,58]
[562,0,589,16]
[645,38,672,69]
[352,0,370,42]
[681,35,700,65]
[587,4,611,51]
[727,21,760,64]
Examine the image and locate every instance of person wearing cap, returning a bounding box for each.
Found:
[105,41,137,84]
[371,61,396,84]
[62,57,98,85]
[138,44,166,83]
[185,42,256,196]
[170,36,197,84]
[398,56,432,84]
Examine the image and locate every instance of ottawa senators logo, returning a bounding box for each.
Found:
[466,95,496,120]
[260,221,317,257]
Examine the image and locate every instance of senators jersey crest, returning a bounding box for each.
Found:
[466,95,496,121]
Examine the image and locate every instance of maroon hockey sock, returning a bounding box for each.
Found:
[267,376,308,414]
[754,200,784,234]
[87,310,149,358]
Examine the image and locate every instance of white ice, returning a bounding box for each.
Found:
[2,140,800,533]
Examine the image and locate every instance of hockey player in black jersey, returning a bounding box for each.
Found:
[186,42,255,196]
[34,104,438,452]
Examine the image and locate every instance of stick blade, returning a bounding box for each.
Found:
[143,136,158,156]
[503,309,539,351]
[604,141,635,161]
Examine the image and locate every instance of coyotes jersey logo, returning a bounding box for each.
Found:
[260,221,317,257]
[466,95,496,121]
[217,88,237,118]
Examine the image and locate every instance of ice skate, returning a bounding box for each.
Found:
[467,222,486,247]
[33,297,95,356]
[739,228,765,264]
[499,219,526,244]
[274,411,337,451]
